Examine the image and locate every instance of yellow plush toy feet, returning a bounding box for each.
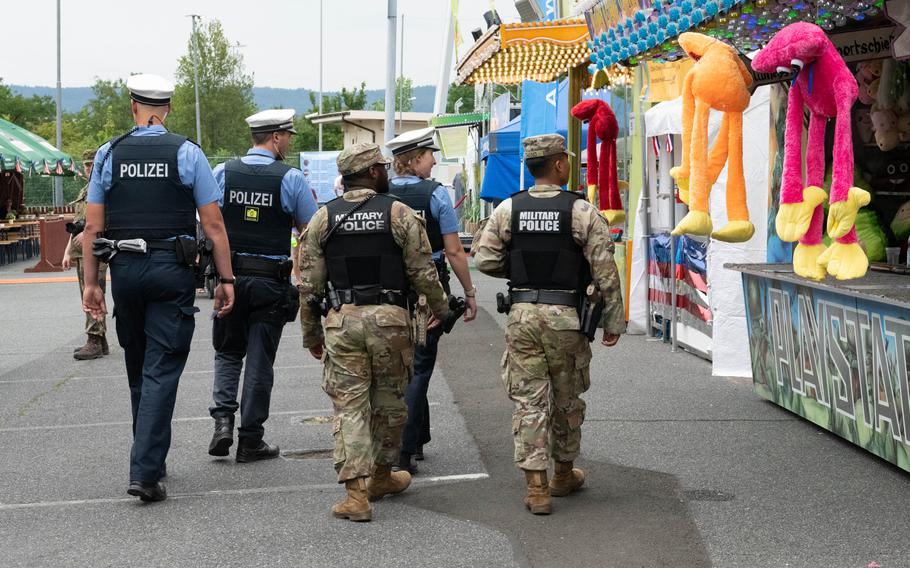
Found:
[712,220,755,243]
[792,243,827,281]
[827,187,872,239]
[775,186,827,242]
[602,209,626,225]
[670,167,690,205]
[672,210,712,237]
[817,241,869,280]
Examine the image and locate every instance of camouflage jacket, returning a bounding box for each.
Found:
[69,185,89,259]
[474,184,626,335]
[298,187,450,348]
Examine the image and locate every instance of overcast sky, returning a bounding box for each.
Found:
[2,0,520,90]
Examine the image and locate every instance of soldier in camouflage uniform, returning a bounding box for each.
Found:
[62,149,109,360]
[474,134,625,515]
[298,142,449,522]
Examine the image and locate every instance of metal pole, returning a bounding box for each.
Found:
[639,69,653,338]
[398,14,404,132]
[318,0,324,151]
[190,15,203,146]
[667,150,678,353]
[53,0,63,207]
[433,0,455,116]
[383,0,398,146]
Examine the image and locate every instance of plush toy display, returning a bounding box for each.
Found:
[752,22,871,281]
[571,98,625,225]
[669,32,755,243]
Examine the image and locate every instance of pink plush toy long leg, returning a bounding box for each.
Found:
[830,99,858,246]
[800,112,828,248]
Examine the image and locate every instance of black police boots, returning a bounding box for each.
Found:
[208,416,234,457]
[236,440,280,463]
[127,481,167,502]
[393,452,418,475]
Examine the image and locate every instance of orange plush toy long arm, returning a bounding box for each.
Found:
[670,32,754,243]
[572,99,625,225]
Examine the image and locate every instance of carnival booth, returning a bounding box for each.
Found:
[579,0,910,471]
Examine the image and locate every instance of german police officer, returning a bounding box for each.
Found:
[207,109,318,462]
[82,74,235,502]
[386,127,477,474]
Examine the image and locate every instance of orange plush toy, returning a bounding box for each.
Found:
[572,99,625,225]
[670,32,755,243]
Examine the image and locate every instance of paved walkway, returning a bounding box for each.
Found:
[0,265,907,567]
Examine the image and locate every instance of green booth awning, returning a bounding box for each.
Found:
[0,118,76,176]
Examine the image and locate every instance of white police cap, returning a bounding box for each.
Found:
[386,126,439,156]
[126,74,175,106]
[246,109,297,134]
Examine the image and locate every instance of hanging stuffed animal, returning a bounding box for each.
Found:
[571,98,624,225]
[752,22,871,281]
[669,32,755,243]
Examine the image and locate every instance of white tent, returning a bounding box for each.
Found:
[628,86,770,377]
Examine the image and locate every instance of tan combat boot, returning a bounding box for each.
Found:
[332,477,372,522]
[524,470,552,515]
[74,334,104,361]
[367,464,412,501]
[549,461,586,497]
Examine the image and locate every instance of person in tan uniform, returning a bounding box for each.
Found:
[62,149,109,360]
[298,142,449,522]
[474,134,625,515]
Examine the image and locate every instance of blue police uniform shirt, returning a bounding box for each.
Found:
[212,147,318,260]
[390,175,459,261]
[88,125,221,209]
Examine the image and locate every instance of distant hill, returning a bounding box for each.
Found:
[10,84,438,114]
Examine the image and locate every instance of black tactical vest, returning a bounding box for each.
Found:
[324,193,407,292]
[389,179,445,252]
[105,133,196,241]
[222,158,293,256]
[508,190,592,291]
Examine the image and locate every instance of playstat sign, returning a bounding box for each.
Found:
[742,273,910,471]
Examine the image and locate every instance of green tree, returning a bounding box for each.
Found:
[169,19,256,156]
[370,77,413,112]
[0,79,56,129]
[292,83,372,152]
[446,82,475,113]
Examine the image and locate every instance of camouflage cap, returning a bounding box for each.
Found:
[337,142,392,176]
[82,149,97,162]
[523,134,575,159]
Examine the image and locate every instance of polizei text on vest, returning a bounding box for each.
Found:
[229,190,275,208]
[120,162,169,178]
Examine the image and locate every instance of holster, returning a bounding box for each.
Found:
[65,220,85,236]
[284,283,301,323]
[174,237,198,267]
[443,295,466,334]
[578,285,605,343]
[496,292,511,314]
[411,294,429,347]
[434,257,452,295]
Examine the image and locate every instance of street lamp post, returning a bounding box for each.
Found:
[189,14,203,146]
[383,0,397,146]
[54,0,63,207]
[319,0,324,152]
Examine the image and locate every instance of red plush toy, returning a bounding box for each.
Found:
[571,99,624,225]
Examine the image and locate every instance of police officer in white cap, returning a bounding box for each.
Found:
[386,126,477,474]
[206,109,318,462]
[82,74,236,502]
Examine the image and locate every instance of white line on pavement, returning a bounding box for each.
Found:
[0,473,491,511]
[0,364,322,385]
[0,408,333,433]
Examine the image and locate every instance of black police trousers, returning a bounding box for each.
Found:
[210,276,294,445]
[109,249,198,485]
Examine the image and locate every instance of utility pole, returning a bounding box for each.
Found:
[318,0,324,152]
[398,14,404,132]
[383,0,397,145]
[189,15,203,146]
[433,0,455,116]
[54,0,63,207]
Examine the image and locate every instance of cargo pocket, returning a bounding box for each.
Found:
[168,306,199,354]
[401,347,414,384]
[332,416,346,468]
[112,307,129,349]
[575,348,592,393]
[500,350,511,394]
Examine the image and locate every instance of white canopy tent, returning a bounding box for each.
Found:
[628,86,770,378]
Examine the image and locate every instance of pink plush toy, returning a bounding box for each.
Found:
[753,22,871,280]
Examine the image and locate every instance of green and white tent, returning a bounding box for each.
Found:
[0,118,76,176]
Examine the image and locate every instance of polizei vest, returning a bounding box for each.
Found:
[324,193,407,292]
[388,179,444,252]
[105,133,196,241]
[508,190,592,291]
[222,159,293,256]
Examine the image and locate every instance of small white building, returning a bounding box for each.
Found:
[305,110,433,148]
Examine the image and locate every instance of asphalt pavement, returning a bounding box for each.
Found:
[1,260,908,568]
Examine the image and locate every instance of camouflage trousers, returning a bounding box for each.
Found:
[75,257,108,336]
[501,303,592,471]
[322,304,413,483]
